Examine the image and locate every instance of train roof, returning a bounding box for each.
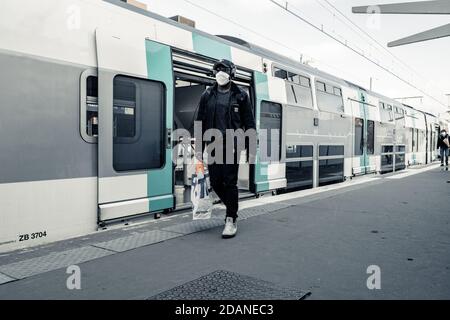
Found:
[105,0,436,118]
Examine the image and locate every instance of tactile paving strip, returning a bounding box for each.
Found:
[239,203,291,220]
[0,246,113,279]
[93,230,182,253]
[161,218,225,235]
[0,272,15,285]
[149,270,311,300]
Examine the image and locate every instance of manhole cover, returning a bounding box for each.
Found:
[149,270,311,300]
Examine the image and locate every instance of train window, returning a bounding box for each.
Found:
[287,83,313,108]
[86,76,98,138]
[379,102,385,109]
[396,145,406,153]
[354,118,364,156]
[112,75,165,172]
[325,83,334,94]
[80,69,99,143]
[288,72,300,84]
[367,120,375,155]
[316,81,344,114]
[316,81,326,92]
[300,76,311,88]
[382,145,394,153]
[387,104,393,110]
[333,87,342,97]
[273,67,288,80]
[319,145,344,157]
[286,145,313,158]
[114,78,137,138]
[286,161,314,189]
[416,129,419,152]
[260,101,282,162]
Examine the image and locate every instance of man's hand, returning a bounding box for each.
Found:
[195,160,205,174]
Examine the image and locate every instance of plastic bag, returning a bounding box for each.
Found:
[191,163,213,220]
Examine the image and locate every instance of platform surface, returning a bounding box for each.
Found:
[0,164,449,299]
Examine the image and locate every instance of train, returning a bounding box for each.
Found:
[0,0,447,253]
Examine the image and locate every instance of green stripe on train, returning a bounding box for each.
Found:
[192,33,232,60]
[254,71,270,192]
[145,40,174,212]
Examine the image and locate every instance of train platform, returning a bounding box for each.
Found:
[0,163,449,299]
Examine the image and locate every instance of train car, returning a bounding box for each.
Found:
[0,0,443,253]
[404,105,427,165]
[424,112,440,164]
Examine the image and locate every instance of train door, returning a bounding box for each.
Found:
[352,91,374,175]
[95,28,174,223]
[252,63,286,194]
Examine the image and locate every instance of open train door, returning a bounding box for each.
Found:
[96,28,174,223]
[351,91,376,175]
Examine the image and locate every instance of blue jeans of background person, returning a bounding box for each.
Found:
[440,148,449,166]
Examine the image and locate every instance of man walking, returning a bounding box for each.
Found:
[437,128,449,170]
[195,59,256,238]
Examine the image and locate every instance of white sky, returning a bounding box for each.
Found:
[141,0,450,115]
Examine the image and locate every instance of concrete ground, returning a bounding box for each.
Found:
[0,165,449,300]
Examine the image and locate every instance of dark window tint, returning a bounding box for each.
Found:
[381,154,393,168]
[319,145,344,157]
[382,145,394,153]
[354,118,364,156]
[274,67,288,80]
[395,154,406,170]
[367,120,375,155]
[396,145,406,152]
[87,76,98,97]
[319,158,344,186]
[286,161,313,189]
[86,76,98,137]
[260,101,282,162]
[286,145,313,158]
[113,75,165,172]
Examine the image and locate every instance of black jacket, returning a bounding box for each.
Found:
[437,133,449,150]
[196,82,256,135]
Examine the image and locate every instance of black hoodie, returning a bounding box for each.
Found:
[437,132,449,150]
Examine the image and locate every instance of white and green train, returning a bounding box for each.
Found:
[0,0,446,253]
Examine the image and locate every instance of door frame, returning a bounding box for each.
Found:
[96,28,175,223]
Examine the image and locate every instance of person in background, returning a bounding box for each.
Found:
[437,128,449,170]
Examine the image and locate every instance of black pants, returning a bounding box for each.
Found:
[208,162,239,220]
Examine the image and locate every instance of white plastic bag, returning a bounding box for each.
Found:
[191,165,213,220]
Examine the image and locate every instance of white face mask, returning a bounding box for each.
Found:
[442,132,447,136]
[215,71,230,87]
